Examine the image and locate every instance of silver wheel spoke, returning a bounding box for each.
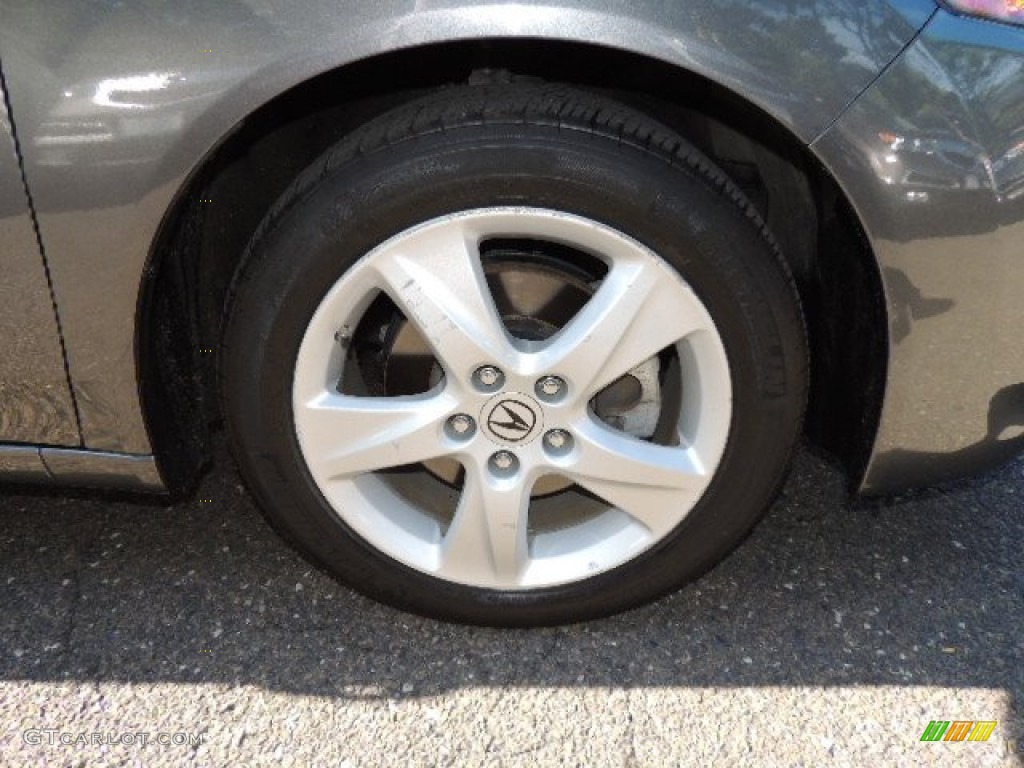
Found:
[566,418,706,532]
[371,221,511,379]
[299,391,455,478]
[537,260,708,397]
[439,467,532,584]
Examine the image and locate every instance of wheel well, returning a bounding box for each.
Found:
[139,39,887,493]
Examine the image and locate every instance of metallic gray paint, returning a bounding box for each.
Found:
[0,445,50,483]
[0,0,931,456]
[813,10,1024,491]
[0,69,78,446]
[39,448,163,490]
[0,445,162,489]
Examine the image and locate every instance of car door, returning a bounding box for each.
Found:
[0,65,79,447]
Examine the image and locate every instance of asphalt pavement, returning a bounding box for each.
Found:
[0,443,1020,767]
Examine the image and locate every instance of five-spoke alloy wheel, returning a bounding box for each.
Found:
[292,208,732,590]
[223,84,807,625]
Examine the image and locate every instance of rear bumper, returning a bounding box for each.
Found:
[814,9,1024,492]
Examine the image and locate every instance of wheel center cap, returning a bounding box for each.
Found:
[481,392,544,447]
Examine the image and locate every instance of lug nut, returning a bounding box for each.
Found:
[544,429,573,454]
[536,376,566,400]
[489,451,519,475]
[474,366,504,391]
[446,414,475,438]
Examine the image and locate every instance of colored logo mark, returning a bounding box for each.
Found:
[920,721,997,742]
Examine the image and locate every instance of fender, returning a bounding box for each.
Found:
[0,0,932,462]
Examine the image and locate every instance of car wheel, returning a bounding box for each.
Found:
[222,84,807,626]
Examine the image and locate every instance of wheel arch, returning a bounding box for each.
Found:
[137,38,888,494]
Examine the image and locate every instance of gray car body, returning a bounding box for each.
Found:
[0,0,1021,494]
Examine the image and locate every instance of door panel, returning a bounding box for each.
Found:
[0,70,79,445]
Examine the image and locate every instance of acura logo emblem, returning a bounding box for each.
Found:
[484,397,540,444]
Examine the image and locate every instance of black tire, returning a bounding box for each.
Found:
[221,83,808,626]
